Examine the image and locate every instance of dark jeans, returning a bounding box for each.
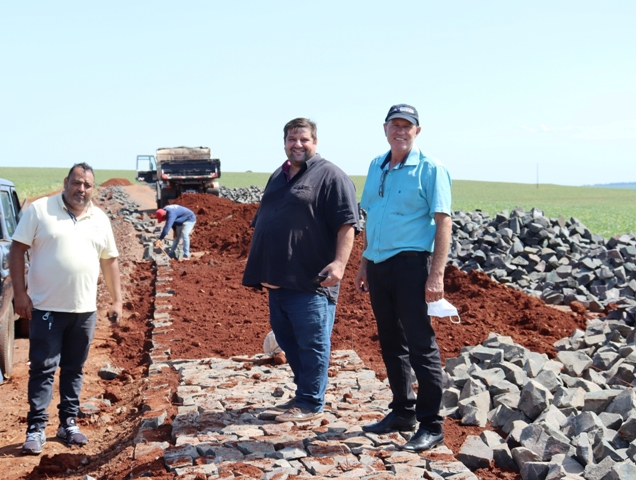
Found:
[367,252,444,432]
[27,309,97,427]
[268,288,336,413]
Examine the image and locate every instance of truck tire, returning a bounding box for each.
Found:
[206,187,220,197]
[0,303,15,378]
[16,316,30,338]
[158,189,177,208]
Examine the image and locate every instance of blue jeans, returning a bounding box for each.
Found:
[27,309,97,427]
[268,289,336,413]
[170,220,196,258]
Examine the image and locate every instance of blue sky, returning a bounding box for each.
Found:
[1,1,634,186]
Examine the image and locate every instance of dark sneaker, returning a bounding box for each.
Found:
[22,425,46,455]
[56,418,88,446]
[274,397,295,411]
[275,407,323,423]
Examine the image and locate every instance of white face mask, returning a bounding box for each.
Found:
[427,299,460,324]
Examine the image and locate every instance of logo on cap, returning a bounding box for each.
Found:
[385,104,419,126]
[389,106,416,115]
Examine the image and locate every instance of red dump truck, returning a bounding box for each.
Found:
[136,146,221,209]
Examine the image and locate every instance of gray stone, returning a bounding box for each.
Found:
[554,386,586,409]
[519,380,553,420]
[98,363,122,380]
[563,411,605,437]
[606,461,636,479]
[492,443,517,470]
[618,414,636,442]
[557,351,593,377]
[607,389,636,420]
[534,369,563,393]
[599,412,624,430]
[480,430,505,448]
[584,455,616,480]
[572,432,594,467]
[456,435,493,471]
[519,461,550,480]
[583,390,621,414]
[519,423,572,462]
[545,454,584,479]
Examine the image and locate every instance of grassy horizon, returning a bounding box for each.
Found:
[2,167,635,239]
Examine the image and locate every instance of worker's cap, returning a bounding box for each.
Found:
[155,209,166,222]
[385,104,419,126]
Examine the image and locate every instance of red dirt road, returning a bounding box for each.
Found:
[0,184,590,479]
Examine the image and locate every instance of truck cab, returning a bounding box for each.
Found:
[136,154,157,184]
[0,178,24,379]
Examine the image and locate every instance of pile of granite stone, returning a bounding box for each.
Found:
[219,186,265,204]
[444,319,636,479]
[449,207,636,326]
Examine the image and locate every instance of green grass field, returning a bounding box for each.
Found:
[1,167,634,239]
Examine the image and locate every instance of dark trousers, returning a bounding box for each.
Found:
[27,309,97,427]
[367,252,444,432]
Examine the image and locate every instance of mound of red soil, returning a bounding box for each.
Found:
[101,178,133,187]
[166,194,588,375]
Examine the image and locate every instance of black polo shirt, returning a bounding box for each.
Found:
[242,154,359,303]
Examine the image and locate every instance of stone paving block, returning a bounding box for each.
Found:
[457,435,493,471]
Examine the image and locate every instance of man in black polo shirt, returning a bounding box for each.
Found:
[242,117,359,422]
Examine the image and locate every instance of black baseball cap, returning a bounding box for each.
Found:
[385,104,419,126]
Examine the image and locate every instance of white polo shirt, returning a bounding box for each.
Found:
[12,193,119,312]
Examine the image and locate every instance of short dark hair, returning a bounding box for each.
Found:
[67,162,95,181]
[283,118,317,142]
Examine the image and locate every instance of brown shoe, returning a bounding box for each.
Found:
[274,397,295,411]
[275,407,322,423]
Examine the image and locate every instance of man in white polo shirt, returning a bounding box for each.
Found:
[9,163,122,455]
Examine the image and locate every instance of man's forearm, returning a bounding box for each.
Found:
[359,229,368,268]
[100,257,123,305]
[8,242,28,297]
[334,224,355,267]
[430,213,452,276]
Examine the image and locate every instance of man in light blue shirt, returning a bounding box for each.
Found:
[355,104,452,452]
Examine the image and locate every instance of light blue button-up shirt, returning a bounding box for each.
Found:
[360,145,452,263]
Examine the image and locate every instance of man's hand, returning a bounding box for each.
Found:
[8,240,32,320]
[108,302,123,323]
[316,224,355,288]
[154,239,162,248]
[355,260,369,293]
[425,271,445,303]
[14,291,33,321]
[317,260,346,287]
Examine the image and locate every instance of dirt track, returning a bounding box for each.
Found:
[0,182,589,479]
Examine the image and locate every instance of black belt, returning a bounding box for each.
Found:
[396,250,429,257]
[368,250,430,265]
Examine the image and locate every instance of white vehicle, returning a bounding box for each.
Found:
[0,178,26,378]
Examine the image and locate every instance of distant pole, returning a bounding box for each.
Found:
[536,163,539,189]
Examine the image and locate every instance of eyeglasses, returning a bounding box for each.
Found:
[379,169,388,197]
